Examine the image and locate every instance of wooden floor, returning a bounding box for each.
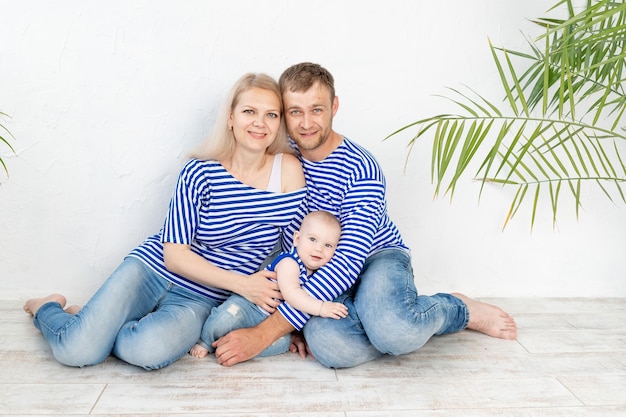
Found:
[1,297,625,416]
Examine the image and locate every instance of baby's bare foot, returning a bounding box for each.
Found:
[452,293,518,340]
[23,294,67,317]
[189,343,209,358]
[65,305,82,315]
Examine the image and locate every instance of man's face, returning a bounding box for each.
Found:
[282,82,338,160]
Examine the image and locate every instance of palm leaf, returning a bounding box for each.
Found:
[0,112,16,176]
[386,0,626,229]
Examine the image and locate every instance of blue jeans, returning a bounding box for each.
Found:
[198,294,292,357]
[32,257,218,370]
[201,248,468,368]
[303,248,469,368]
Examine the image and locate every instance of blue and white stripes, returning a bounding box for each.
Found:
[278,138,409,329]
[128,158,306,301]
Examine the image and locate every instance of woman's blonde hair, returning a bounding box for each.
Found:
[190,73,293,161]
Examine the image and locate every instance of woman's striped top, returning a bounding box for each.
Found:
[277,138,409,329]
[127,158,307,301]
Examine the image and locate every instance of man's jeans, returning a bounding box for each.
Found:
[32,257,218,370]
[304,248,469,368]
[201,248,469,368]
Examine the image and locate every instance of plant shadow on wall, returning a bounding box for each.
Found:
[387,0,626,230]
[0,111,15,179]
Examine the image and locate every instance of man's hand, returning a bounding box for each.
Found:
[213,327,263,366]
[289,331,315,359]
[212,311,295,367]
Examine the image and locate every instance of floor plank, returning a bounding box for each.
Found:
[1,298,624,416]
[0,383,104,415]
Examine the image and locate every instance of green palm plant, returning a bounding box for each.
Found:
[0,111,15,176]
[386,0,626,230]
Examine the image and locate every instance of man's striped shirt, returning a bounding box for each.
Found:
[277,138,409,329]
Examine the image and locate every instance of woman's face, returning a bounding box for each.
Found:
[229,87,282,153]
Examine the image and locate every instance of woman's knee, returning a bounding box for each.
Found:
[52,347,110,368]
[113,326,190,370]
[112,305,206,370]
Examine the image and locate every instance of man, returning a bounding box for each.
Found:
[213,62,517,368]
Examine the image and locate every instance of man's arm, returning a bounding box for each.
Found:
[277,179,386,329]
[212,311,295,366]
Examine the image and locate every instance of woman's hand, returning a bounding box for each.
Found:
[239,269,282,313]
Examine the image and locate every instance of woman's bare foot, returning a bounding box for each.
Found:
[452,293,518,340]
[189,343,209,358]
[23,294,67,317]
[65,305,82,315]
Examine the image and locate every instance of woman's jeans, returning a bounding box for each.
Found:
[201,248,469,368]
[32,257,218,370]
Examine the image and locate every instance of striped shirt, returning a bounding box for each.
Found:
[277,138,409,329]
[258,247,307,317]
[128,158,307,301]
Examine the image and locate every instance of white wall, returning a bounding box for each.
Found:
[1,0,624,302]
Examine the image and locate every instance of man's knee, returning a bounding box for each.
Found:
[303,317,380,369]
[360,309,438,356]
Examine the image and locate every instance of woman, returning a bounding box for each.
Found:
[23,73,306,370]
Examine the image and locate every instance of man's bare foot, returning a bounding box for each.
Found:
[23,294,67,317]
[65,305,82,315]
[452,293,518,340]
[189,343,209,358]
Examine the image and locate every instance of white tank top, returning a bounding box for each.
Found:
[266,153,283,192]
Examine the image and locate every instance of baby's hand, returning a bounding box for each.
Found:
[319,301,348,319]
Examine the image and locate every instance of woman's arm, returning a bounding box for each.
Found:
[281,153,306,192]
[163,242,281,312]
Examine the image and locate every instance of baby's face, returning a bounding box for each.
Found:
[294,218,341,272]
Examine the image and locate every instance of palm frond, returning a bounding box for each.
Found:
[0,112,16,176]
[386,0,626,229]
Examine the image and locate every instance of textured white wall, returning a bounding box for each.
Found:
[1,0,624,302]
